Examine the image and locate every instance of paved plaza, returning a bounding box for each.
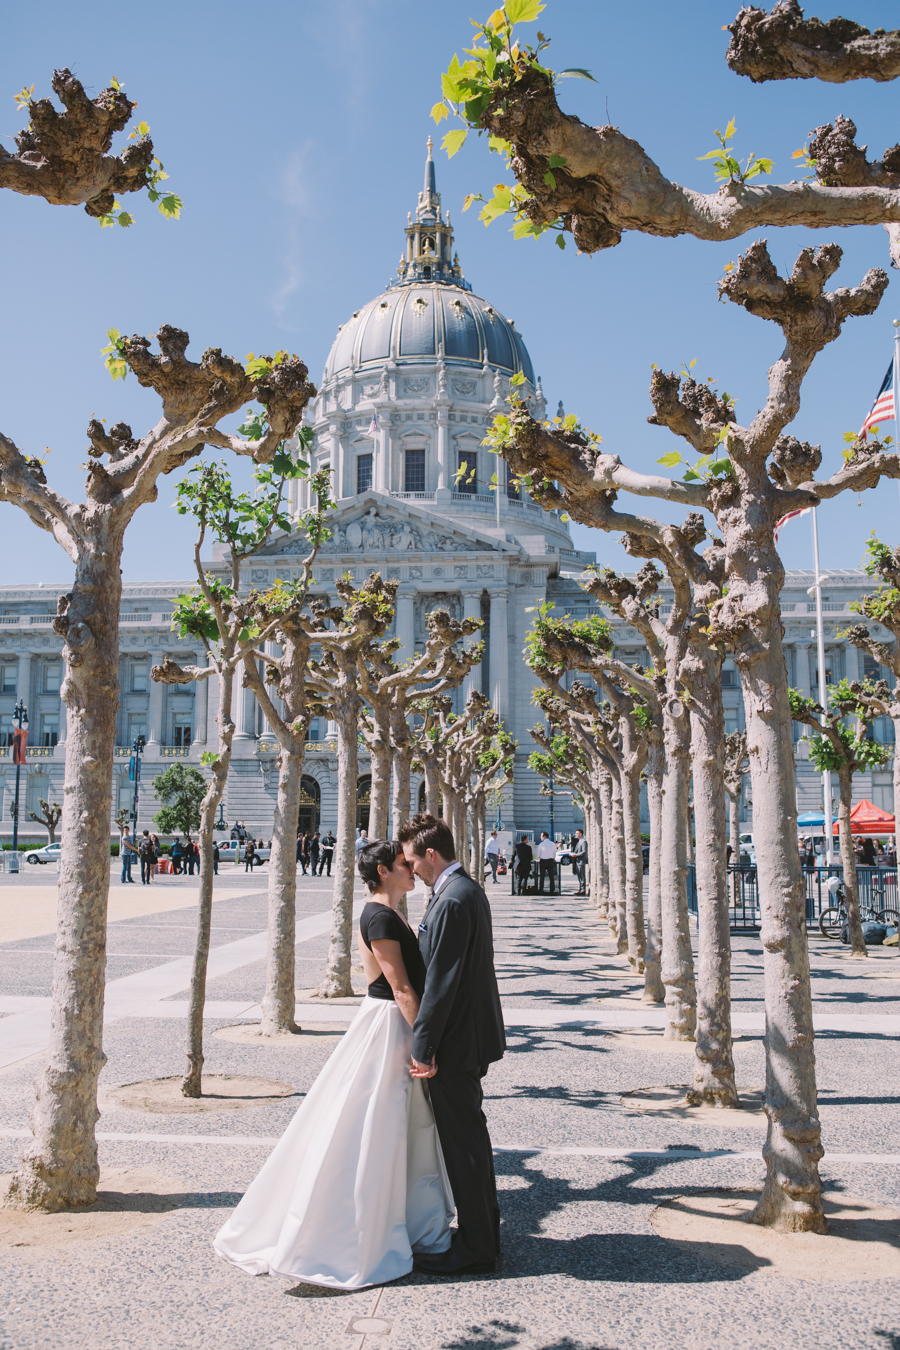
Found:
[1,865,899,1349]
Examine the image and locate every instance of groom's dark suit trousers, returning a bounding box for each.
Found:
[428,1066,500,1264]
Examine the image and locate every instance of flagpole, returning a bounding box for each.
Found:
[810,506,835,864]
[893,318,900,507]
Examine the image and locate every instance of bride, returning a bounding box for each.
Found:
[213,840,454,1288]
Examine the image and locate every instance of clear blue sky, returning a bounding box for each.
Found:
[3,0,899,587]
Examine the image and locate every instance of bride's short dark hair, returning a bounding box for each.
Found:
[357,840,403,893]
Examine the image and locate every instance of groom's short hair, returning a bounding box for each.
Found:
[397,813,456,861]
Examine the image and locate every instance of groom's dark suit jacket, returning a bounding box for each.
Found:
[413,867,505,1073]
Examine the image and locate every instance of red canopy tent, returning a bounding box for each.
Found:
[832,799,896,836]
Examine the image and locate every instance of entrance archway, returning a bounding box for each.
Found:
[298,775,320,836]
[357,775,371,833]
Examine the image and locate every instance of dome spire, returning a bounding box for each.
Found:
[389,138,470,291]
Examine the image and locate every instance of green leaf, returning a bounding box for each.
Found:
[442,127,468,158]
[488,135,511,156]
[724,117,736,141]
[683,468,701,481]
[543,170,556,190]
[557,68,596,81]
[697,150,724,161]
[431,101,449,124]
[657,451,683,467]
[510,370,526,386]
[117,211,134,228]
[157,192,182,219]
[547,155,568,168]
[505,0,545,22]
[555,233,566,250]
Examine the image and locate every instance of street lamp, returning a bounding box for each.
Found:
[130,734,146,836]
[215,801,226,831]
[11,699,28,862]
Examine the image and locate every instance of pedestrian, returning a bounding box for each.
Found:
[244,839,256,872]
[187,839,197,875]
[139,830,154,885]
[513,835,533,896]
[355,829,369,854]
[573,828,588,895]
[888,836,897,869]
[148,834,161,882]
[120,826,137,883]
[484,830,501,885]
[171,837,183,875]
[300,832,311,874]
[310,831,321,875]
[535,831,557,895]
[319,830,335,876]
[212,840,220,876]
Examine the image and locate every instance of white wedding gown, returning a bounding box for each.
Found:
[213,996,454,1288]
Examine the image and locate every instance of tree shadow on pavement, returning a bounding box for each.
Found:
[441,1322,615,1350]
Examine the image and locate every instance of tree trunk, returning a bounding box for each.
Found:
[599,775,614,924]
[687,686,738,1106]
[7,549,122,1211]
[836,764,867,957]
[729,789,742,907]
[183,663,235,1096]
[454,795,468,867]
[367,734,391,841]
[894,714,900,856]
[737,636,825,1232]
[659,702,697,1040]
[319,699,358,997]
[391,739,413,836]
[643,734,665,1004]
[424,759,441,816]
[260,743,304,1034]
[620,764,646,971]
[608,777,628,953]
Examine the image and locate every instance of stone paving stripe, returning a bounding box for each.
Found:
[0,1127,898,1166]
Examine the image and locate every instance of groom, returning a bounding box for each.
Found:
[398,812,506,1276]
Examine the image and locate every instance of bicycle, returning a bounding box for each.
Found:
[819,879,899,940]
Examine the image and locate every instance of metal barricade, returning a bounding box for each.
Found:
[0,851,24,874]
[685,862,898,931]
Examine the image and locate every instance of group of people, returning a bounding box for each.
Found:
[120,828,206,883]
[214,812,505,1288]
[298,829,336,876]
[800,834,898,871]
[507,829,587,896]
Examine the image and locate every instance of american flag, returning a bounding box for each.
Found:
[774,505,812,543]
[859,361,896,440]
[367,414,377,436]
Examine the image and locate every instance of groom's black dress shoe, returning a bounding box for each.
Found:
[413,1248,496,1276]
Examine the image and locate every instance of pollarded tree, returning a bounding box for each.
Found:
[486,243,900,1228]
[465,726,516,879]
[725,731,751,872]
[152,762,206,841]
[357,610,483,838]
[433,6,900,268]
[2,333,314,1211]
[239,556,335,1037]
[845,534,900,836]
[1,70,180,223]
[151,455,328,1093]
[308,573,398,998]
[531,687,611,927]
[790,681,891,955]
[28,798,62,845]
[428,692,500,858]
[410,694,452,817]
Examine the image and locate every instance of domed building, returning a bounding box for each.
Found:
[238,140,596,836]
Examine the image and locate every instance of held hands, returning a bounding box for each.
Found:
[409,1055,437,1079]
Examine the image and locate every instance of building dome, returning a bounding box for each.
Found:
[322,283,535,384]
[321,137,535,386]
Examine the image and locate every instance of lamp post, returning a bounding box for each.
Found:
[11,699,28,860]
[215,801,226,832]
[130,734,146,836]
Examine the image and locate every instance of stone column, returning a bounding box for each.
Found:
[461,589,482,705]
[192,660,209,748]
[16,651,32,704]
[489,589,509,721]
[395,590,416,667]
[146,650,165,747]
[793,642,811,697]
[375,410,390,493]
[234,678,258,742]
[436,409,450,493]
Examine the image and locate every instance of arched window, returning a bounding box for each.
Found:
[357,775,371,832]
[298,775,320,835]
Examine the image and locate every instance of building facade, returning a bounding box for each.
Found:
[1,147,895,842]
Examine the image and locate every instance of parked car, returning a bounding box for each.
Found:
[216,839,271,865]
[22,842,61,866]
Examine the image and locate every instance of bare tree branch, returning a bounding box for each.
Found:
[0,69,153,215]
[726,3,900,84]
